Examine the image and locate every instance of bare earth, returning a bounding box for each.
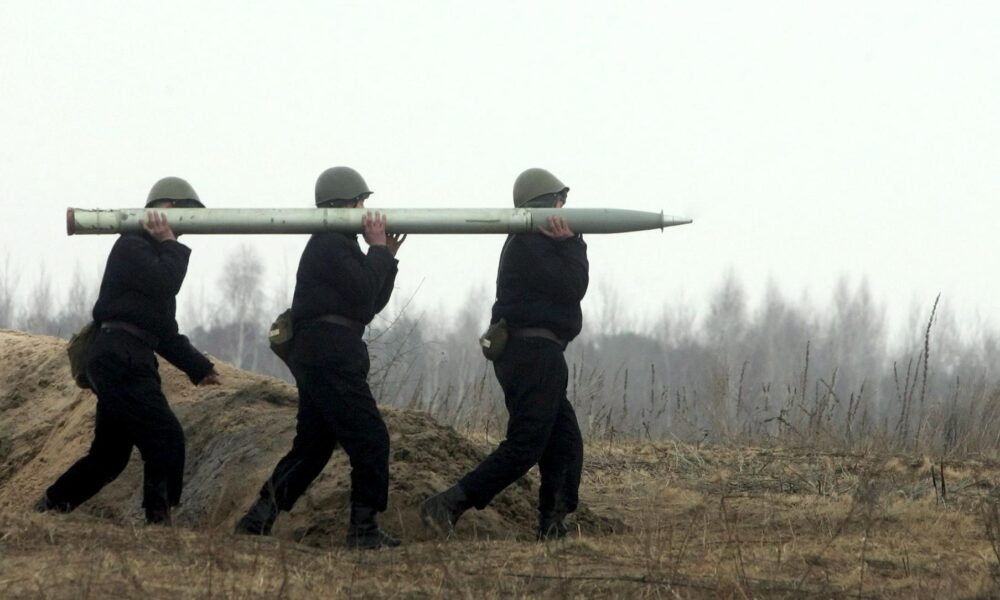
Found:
[2,330,999,598]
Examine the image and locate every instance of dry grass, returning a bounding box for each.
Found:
[4,438,1000,598]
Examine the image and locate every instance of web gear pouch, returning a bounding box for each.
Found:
[67,321,96,389]
[269,308,294,363]
[479,318,508,361]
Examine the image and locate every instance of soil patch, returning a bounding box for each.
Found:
[0,330,617,547]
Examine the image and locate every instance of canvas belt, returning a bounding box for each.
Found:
[509,327,566,349]
[101,320,160,348]
[309,314,365,336]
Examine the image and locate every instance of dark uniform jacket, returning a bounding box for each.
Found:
[290,232,398,366]
[92,233,214,383]
[491,233,589,343]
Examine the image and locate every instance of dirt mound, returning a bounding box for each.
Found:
[0,330,614,547]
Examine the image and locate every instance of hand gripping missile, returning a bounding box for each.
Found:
[66,207,692,236]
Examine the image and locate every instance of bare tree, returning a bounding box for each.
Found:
[56,262,95,334]
[218,244,266,370]
[0,250,18,329]
[21,263,58,335]
[704,269,748,352]
[596,280,629,336]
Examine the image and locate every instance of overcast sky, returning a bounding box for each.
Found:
[2,1,997,336]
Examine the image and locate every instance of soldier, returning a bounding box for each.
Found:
[235,166,406,549]
[421,168,588,540]
[36,176,221,524]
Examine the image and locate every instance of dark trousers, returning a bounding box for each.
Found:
[254,347,390,513]
[46,329,184,516]
[459,336,584,516]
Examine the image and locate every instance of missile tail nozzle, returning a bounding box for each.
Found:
[66,208,75,236]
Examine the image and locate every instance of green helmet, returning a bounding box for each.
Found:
[146,176,204,208]
[315,166,373,206]
[512,168,569,208]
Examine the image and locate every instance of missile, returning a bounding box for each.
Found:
[66,207,692,236]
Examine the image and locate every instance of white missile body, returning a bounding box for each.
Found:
[66,207,692,236]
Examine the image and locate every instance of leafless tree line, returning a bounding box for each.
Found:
[402,272,1000,456]
[0,250,98,338]
[4,246,999,455]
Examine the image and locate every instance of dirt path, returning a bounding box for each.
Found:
[0,330,614,545]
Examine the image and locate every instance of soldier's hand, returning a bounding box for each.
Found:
[386,233,407,257]
[142,211,177,242]
[362,211,388,247]
[540,216,574,241]
[198,370,221,386]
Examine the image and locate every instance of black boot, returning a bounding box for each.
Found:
[145,505,172,526]
[420,484,471,536]
[235,497,280,536]
[346,505,401,549]
[537,510,569,540]
[33,493,66,513]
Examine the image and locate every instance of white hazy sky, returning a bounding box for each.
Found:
[2,1,997,335]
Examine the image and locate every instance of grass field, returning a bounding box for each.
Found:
[4,437,1000,599]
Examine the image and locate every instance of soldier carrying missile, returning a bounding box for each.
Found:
[421,168,588,540]
[58,171,687,540]
[235,166,406,549]
[37,177,222,525]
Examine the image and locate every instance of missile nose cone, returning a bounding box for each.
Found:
[660,210,693,230]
